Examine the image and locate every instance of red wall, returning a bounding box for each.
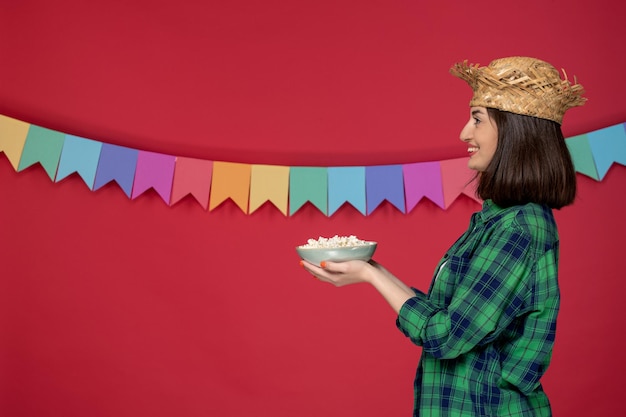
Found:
[1,1,625,416]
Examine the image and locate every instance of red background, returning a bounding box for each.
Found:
[1,1,625,416]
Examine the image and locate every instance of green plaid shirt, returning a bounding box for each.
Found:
[397,200,560,417]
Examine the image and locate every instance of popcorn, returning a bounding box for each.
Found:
[300,235,370,248]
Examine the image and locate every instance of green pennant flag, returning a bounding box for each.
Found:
[17,125,65,180]
[289,167,328,215]
[566,134,599,180]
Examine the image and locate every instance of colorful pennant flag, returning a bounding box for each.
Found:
[587,124,626,180]
[328,167,366,216]
[439,157,480,209]
[565,134,599,180]
[249,165,290,215]
[0,115,30,170]
[403,161,444,211]
[209,162,251,213]
[366,165,405,214]
[170,157,213,209]
[93,144,139,198]
[56,135,103,189]
[289,167,328,215]
[131,151,176,203]
[17,125,65,180]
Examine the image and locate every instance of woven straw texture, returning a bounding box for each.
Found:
[450,56,586,124]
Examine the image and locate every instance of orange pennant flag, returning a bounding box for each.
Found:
[209,161,251,213]
[0,115,30,170]
[171,157,213,209]
[439,157,481,209]
[249,165,290,215]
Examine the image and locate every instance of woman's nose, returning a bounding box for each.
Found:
[459,121,472,142]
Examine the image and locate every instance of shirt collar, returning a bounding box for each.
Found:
[477,199,507,223]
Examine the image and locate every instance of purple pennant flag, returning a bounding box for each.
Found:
[93,144,139,198]
[366,165,405,214]
[402,161,444,211]
[131,150,176,203]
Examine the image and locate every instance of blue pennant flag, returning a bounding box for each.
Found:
[56,135,103,189]
[366,165,405,214]
[328,167,366,216]
[93,144,139,197]
[587,123,626,180]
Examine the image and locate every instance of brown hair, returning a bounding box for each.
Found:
[475,109,577,209]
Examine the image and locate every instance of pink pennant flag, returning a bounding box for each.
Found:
[439,157,481,209]
[171,157,213,209]
[131,150,176,204]
[403,161,445,211]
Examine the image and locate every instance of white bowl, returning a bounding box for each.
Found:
[296,242,377,266]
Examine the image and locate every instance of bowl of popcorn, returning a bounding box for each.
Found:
[296,235,377,266]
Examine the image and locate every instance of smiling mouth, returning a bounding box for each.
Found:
[468,147,479,154]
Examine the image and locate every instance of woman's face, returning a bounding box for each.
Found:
[459,106,498,172]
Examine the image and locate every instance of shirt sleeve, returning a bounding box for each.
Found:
[396,222,536,360]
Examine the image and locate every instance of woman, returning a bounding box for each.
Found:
[300,56,586,416]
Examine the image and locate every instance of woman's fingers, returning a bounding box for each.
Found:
[321,260,351,272]
[299,259,374,287]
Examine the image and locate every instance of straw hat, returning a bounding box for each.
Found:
[450,56,586,124]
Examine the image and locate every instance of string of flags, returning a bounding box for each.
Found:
[1,114,625,216]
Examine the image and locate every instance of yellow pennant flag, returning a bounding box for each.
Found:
[209,161,251,213]
[0,115,31,170]
[249,165,290,215]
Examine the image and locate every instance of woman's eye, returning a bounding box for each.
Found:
[473,118,481,125]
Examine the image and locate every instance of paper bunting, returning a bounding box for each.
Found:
[1,113,625,216]
[289,167,328,215]
[403,161,445,210]
[209,162,251,213]
[565,134,598,180]
[17,125,65,180]
[366,165,405,214]
[56,135,103,189]
[131,151,176,203]
[587,124,626,180]
[439,157,481,209]
[0,114,30,170]
[249,165,290,215]
[93,144,139,197]
[171,157,213,209]
[328,167,366,216]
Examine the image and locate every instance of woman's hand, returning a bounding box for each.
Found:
[300,259,375,287]
[299,258,417,313]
